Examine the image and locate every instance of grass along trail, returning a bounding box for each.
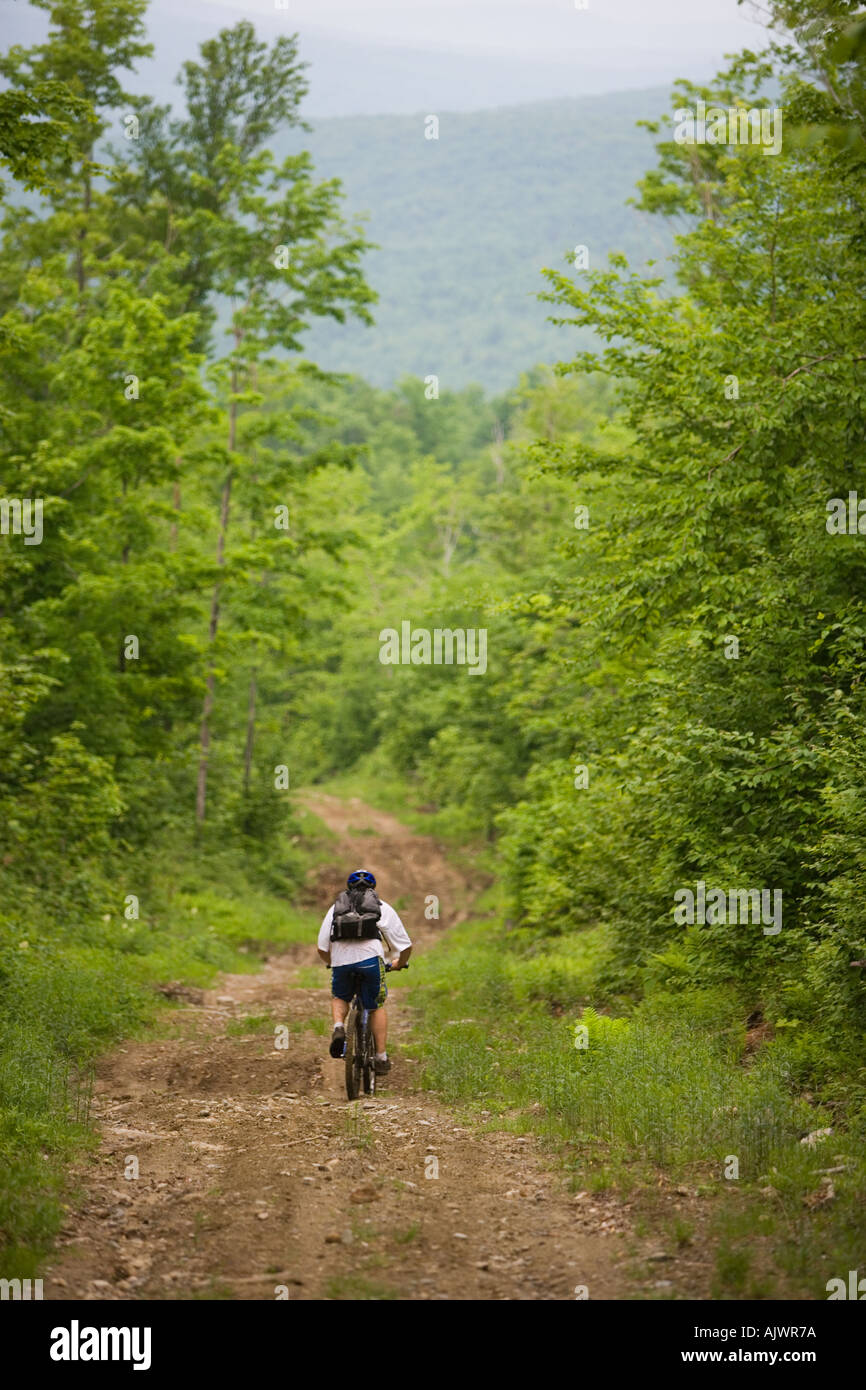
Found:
[42,793,701,1301]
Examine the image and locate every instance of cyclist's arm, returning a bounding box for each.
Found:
[380,903,412,968]
[317,908,334,967]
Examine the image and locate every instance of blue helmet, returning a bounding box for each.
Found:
[347,869,376,888]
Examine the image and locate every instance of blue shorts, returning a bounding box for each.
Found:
[331,956,387,1011]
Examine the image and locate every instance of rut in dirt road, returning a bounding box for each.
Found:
[44,794,641,1301]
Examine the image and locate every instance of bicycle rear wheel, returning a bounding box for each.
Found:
[344,1004,361,1100]
[361,1010,376,1096]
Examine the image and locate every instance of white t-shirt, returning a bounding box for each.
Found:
[318,899,412,968]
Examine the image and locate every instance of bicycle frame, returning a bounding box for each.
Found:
[344,980,376,1099]
[341,961,401,1100]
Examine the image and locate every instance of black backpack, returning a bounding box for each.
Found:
[330,885,382,941]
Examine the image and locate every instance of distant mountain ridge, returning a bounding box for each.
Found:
[4,0,679,390]
[281,91,676,391]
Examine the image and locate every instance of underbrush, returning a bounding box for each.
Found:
[410,908,866,1298]
[0,808,329,1274]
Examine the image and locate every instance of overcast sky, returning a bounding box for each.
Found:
[4,0,781,115]
[164,0,771,56]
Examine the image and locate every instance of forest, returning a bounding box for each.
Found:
[1,0,865,1302]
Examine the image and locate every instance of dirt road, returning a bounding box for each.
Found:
[43,794,644,1301]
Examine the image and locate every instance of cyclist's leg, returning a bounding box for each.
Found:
[330,962,355,1018]
[371,1006,387,1053]
[329,963,354,1056]
[355,957,389,1059]
[356,956,387,1021]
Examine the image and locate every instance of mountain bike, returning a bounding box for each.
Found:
[343,961,408,1100]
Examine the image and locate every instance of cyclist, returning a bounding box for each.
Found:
[317,869,412,1074]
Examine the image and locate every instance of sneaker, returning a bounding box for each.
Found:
[329,1025,346,1058]
[373,1056,391,1075]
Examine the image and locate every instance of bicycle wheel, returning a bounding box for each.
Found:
[344,1002,361,1100]
[361,1009,376,1096]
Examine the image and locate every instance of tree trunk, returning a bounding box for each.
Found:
[243,668,258,796]
[119,477,129,672]
[195,338,241,826]
[76,151,92,294]
[441,521,459,574]
[170,459,181,551]
[195,464,233,825]
[491,419,505,487]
